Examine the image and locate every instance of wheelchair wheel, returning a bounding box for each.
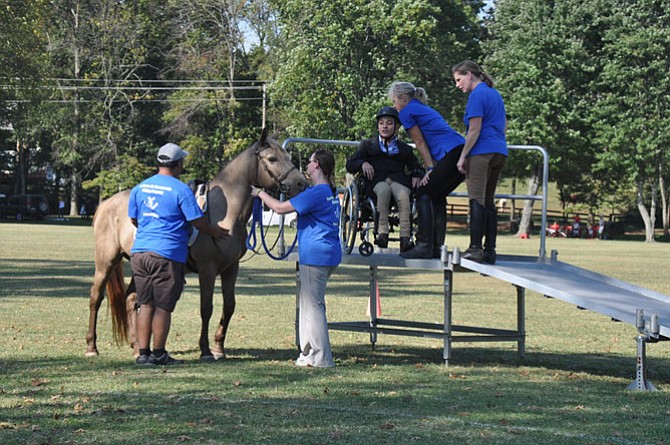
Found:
[339,183,358,254]
[359,241,374,257]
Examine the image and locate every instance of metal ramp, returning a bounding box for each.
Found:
[453,251,668,391]
[457,251,670,340]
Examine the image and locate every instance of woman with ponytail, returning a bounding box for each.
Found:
[388,81,466,259]
[251,148,341,367]
[452,60,507,264]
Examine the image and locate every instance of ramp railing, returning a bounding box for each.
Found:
[282,138,549,258]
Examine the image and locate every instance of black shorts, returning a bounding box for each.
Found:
[130,252,185,312]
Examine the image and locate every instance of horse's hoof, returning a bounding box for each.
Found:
[212,351,225,361]
[200,354,216,362]
[84,351,99,357]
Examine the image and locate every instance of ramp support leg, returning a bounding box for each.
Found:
[443,269,453,366]
[368,265,378,350]
[516,286,526,359]
[627,335,658,391]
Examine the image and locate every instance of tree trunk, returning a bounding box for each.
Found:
[516,164,541,237]
[69,170,80,218]
[660,173,669,238]
[636,178,656,243]
[15,139,27,194]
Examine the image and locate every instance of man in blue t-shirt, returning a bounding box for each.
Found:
[128,143,229,366]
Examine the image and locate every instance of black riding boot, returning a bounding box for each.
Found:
[399,237,414,253]
[483,206,498,264]
[400,195,433,259]
[432,201,447,258]
[462,199,486,263]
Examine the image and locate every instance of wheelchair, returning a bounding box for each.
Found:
[339,174,415,256]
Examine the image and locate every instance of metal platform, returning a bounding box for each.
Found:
[286,249,668,390]
[279,137,665,389]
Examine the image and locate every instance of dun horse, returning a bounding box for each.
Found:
[85,130,308,360]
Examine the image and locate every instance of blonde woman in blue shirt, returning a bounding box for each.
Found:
[389,81,466,259]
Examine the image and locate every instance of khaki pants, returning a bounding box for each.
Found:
[373,178,412,238]
[464,153,507,207]
[297,264,337,368]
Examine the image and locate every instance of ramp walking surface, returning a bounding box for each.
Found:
[458,254,670,339]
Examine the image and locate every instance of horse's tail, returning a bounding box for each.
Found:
[107,262,129,346]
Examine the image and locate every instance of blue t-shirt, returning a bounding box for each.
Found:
[464,83,508,156]
[399,99,465,161]
[290,184,342,267]
[128,174,204,263]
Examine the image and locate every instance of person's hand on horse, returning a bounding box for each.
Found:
[250,186,263,198]
[211,224,230,240]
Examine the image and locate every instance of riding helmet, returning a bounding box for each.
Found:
[376,106,400,123]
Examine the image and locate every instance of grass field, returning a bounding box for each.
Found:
[1,220,669,445]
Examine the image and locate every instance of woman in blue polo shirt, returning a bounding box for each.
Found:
[453,60,507,264]
[251,148,341,368]
[388,81,466,259]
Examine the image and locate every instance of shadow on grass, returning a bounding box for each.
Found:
[331,343,670,381]
[0,217,93,227]
[4,343,668,384]
[0,259,94,299]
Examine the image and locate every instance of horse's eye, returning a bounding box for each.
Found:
[267,156,278,162]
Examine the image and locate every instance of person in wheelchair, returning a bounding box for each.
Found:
[346,106,424,253]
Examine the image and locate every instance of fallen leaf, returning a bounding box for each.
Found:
[380,422,395,430]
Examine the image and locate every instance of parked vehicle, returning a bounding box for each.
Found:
[247,209,298,228]
[0,194,49,221]
[262,210,298,228]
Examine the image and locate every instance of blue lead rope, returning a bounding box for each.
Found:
[246,197,298,260]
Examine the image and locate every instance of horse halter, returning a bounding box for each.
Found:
[254,144,300,194]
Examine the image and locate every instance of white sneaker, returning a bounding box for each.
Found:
[295,355,313,368]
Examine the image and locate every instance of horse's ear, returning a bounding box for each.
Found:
[259,126,268,146]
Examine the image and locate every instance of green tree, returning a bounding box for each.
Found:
[82,155,154,199]
[485,0,600,234]
[43,0,166,211]
[0,0,51,195]
[592,0,670,242]
[269,0,482,159]
[160,0,269,181]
